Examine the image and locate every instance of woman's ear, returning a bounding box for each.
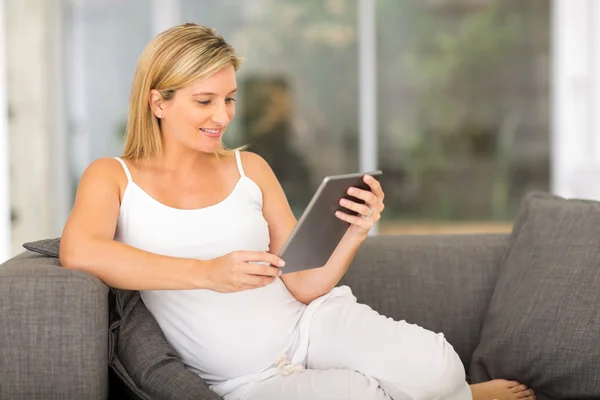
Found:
[149,89,165,118]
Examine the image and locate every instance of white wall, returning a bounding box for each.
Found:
[7,0,57,257]
[0,0,9,263]
[552,0,600,199]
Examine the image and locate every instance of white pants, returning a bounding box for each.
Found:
[227,290,471,400]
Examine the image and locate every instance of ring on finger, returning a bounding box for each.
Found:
[364,207,373,219]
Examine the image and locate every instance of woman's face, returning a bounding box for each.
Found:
[155,65,237,154]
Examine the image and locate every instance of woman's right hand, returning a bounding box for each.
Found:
[206,251,286,293]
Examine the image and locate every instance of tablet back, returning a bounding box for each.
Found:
[279,171,382,274]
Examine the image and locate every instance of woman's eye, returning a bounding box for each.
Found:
[197,99,234,106]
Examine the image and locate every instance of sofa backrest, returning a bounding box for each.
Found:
[5,232,510,375]
[339,233,509,371]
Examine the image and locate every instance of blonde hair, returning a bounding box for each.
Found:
[123,23,246,160]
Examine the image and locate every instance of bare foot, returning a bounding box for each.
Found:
[470,379,535,400]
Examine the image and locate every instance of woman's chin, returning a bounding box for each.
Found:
[194,142,222,154]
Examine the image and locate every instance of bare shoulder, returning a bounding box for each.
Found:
[239,151,272,173]
[62,158,126,247]
[239,151,278,187]
[78,157,129,195]
[81,157,125,179]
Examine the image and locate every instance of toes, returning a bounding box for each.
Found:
[506,380,521,388]
[517,389,535,398]
[511,384,528,393]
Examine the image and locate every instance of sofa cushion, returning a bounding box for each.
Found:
[21,239,221,400]
[109,289,221,400]
[469,192,600,399]
[22,237,60,257]
[339,234,508,372]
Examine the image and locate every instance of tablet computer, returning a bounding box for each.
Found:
[278,170,383,275]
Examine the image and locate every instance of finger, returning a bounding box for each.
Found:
[242,274,275,288]
[347,186,378,206]
[244,262,282,277]
[335,210,375,228]
[238,275,261,290]
[363,175,384,199]
[238,250,285,267]
[339,198,371,216]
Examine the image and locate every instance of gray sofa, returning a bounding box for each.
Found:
[1,192,599,400]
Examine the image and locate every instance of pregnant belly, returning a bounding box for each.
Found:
[140,279,306,384]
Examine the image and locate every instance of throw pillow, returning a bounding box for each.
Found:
[22,238,221,400]
[469,192,600,399]
[22,237,60,257]
[110,289,221,400]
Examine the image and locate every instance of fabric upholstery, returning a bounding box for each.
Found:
[14,240,221,400]
[22,237,60,257]
[340,233,509,371]
[0,254,109,400]
[109,289,221,400]
[469,192,600,399]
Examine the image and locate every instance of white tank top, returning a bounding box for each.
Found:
[112,151,306,386]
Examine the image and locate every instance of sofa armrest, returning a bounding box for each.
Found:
[339,233,509,370]
[0,252,109,400]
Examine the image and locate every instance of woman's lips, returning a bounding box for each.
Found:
[200,128,222,138]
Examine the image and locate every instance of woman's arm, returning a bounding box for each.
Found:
[60,158,282,291]
[60,158,213,290]
[281,228,366,304]
[245,152,385,304]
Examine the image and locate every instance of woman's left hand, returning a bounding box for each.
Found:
[335,174,385,238]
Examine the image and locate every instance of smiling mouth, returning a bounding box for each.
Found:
[200,128,222,137]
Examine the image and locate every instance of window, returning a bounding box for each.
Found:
[376,0,550,233]
[63,0,550,232]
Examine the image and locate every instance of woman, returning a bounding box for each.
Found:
[60,23,535,400]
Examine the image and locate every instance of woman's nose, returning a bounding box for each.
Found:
[212,103,230,124]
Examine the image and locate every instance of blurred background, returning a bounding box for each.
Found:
[1,0,599,262]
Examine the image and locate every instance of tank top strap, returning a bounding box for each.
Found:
[234,150,245,177]
[113,157,133,184]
